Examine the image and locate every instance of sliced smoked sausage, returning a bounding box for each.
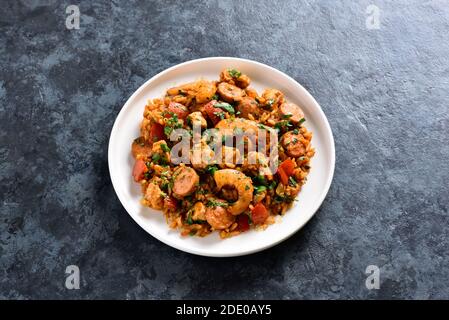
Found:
[236,97,260,119]
[131,137,152,159]
[281,131,307,158]
[217,82,245,103]
[172,166,200,198]
[279,102,305,124]
[168,102,189,120]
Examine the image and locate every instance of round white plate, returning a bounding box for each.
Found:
[108,57,335,257]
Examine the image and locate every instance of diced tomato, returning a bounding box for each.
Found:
[237,214,250,232]
[277,159,295,185]
[164,196,178,210]
[278,167,289,185]
[204,100,223,125]
[251,203,269,225]
[279,159,295,175]
[149,122,165,142]
[132,159,148,182]
[168,102,189,120]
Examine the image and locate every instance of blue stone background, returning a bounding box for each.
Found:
[1,0,448,299]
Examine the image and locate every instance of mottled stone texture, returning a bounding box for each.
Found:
[1,0,448,299]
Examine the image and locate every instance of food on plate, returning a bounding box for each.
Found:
[131,68,315,238]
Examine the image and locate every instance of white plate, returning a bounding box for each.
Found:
[108,57,335,257]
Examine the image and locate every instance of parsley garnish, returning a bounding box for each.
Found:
[206,165,218,175]
[228,69,242,78]
[257,124,271,131]
[274,120,292,130]
[214,102,235,114]
[186,210,201,225]
[266,99,275,108]
[254,185,267,194]
[213,111,225,120]
[161,143,170,153]
[206,199,228,207]
[152,153,161,162]
[164,113,182,137]
[288,176,297,187]
[252,175,268,186]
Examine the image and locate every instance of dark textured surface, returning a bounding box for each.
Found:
[1,0,449,299]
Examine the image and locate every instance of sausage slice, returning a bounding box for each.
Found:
[217,82,245,103]
[172,166,199,198]
[279,102,305,124]
[236,97,260,119]
[168,102,189,120]
[205,205,235,230]
[132,137,152,159]
[281,131,306,158]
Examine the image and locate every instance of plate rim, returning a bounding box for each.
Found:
[108,57,335,257]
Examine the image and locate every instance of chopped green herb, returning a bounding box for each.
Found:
[164,126,173,136]
[274,194,295,203]
[161,143,170,153]
[161,181,169,190]
[252,175,268,186]
[282,113,293,119]
[266,99,275,108]
[228,69,242,78]
[274,120,292,130]
[212,94,219,100]
[245,185,250,191]
[187,211,209,226]
[299,118,306,125]
[213,111,225,120]
[206,199,228,207]
[288,176,297,187]
[214,102,235,114]
[152,153,161,162]
[292,128,299,134]
[151,152,169,165]
[206,165,218,176]
[143,171,152,180]
[257,124,271,131]
[164,113,182,137]
[247,212,253,225]
[254,185,267,194]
